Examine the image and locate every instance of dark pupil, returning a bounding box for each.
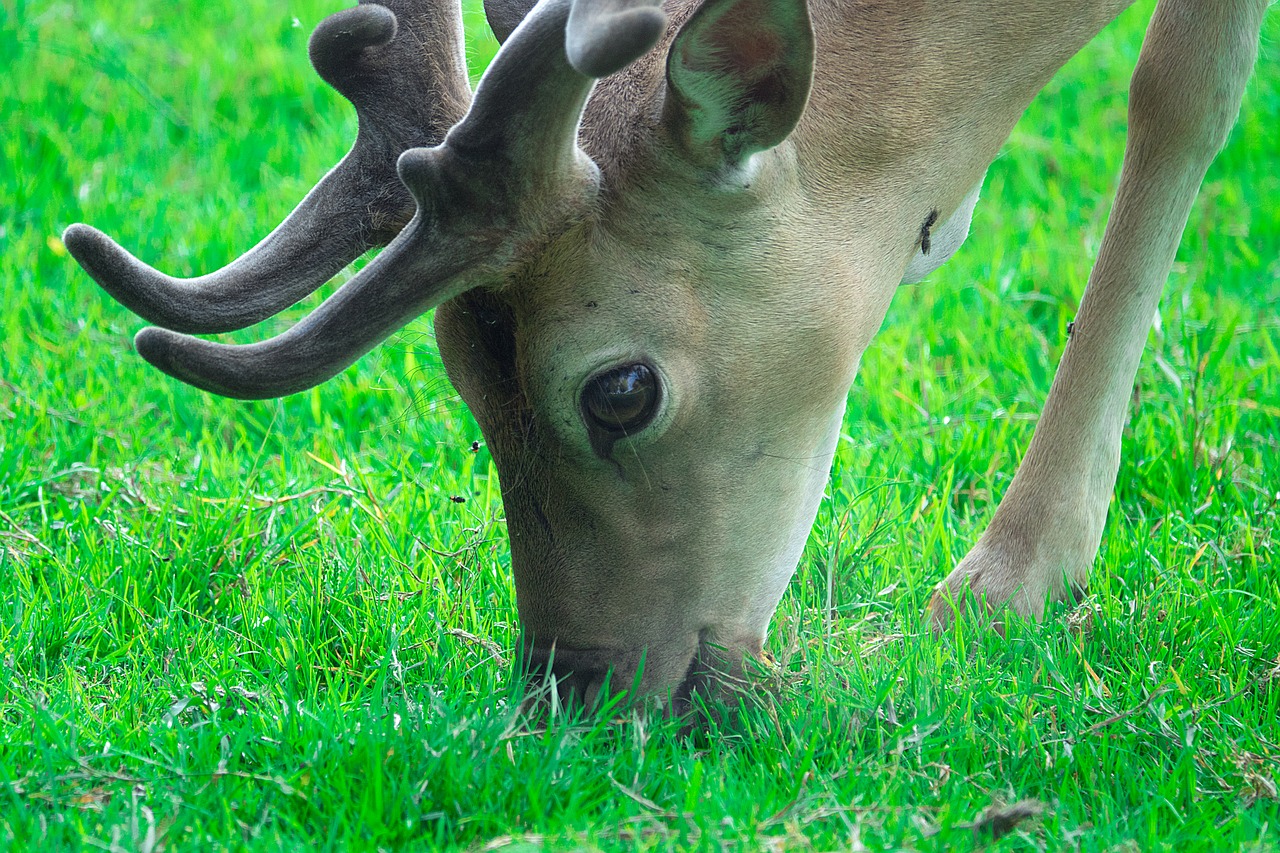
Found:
[583,363,659,433]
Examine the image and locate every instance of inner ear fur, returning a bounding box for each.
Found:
[663,0,814,171]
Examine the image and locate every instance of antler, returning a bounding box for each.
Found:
[129,0,667,400]
[484,0,664,62]
[63,0,470,334]
[566,0,665,77]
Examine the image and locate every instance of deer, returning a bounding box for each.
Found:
[63,0,1269,711]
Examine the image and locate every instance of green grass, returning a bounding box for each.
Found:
[2,0,1278,849]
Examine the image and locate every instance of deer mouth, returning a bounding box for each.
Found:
[520,631,721,715]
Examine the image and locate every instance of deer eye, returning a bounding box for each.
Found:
[581,363,660,434]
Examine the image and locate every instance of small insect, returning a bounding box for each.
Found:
[450,495,467,504]
[919,208,939,255]
[470,440,481,452]
[1067,321,1076,337]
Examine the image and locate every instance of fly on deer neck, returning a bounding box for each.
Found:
[919,208,940,255]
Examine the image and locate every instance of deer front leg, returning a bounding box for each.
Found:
[930,0,1268,629]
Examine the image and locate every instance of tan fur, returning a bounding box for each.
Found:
[433,0,1268,704]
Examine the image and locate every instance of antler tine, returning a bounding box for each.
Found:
[133,210,487,399]
[64,0,470,335]
[566,0,665,78]
[484,0,665,68]
[133,0,662,400]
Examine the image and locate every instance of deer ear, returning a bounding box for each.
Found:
[663,0,814,171]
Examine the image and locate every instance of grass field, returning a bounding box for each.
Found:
[2,1,1278,849]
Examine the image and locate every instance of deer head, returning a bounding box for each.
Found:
[67,0,965,710]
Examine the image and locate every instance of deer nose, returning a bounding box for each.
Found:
[522,644,616,709]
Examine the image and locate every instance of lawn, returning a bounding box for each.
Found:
[2,0,1278,849]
